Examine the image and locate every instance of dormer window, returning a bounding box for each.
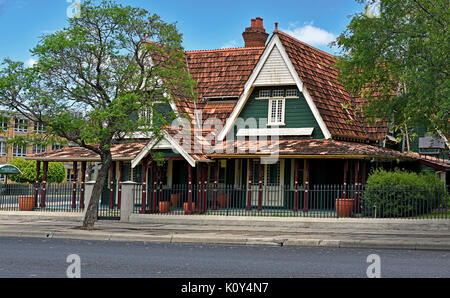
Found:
[268,98,285,126]
[272,90,284,97]
[259,90,271,98]
[286,89,299,98]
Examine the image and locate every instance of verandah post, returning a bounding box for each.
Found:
[303,159,309,213]
[203,164,208,212]
[151,162,157,213]
[139,157,148,214]
[72,161,78,209]
[80,161,86,209]
[40,161,48,208]
[354,160,360,213]
[34,160,40,207]
[258,161,262,211]
[117,161,123,209]
[342,160,348,198]
[187,164,193,214]
[109,162,114,209]
[246,159,253,211]
[213,161,218,210]
[293,159,299,212]
[198,163,203,213]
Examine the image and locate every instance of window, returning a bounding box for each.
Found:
[52,144,64,151]
[272,90,284,97]
[286,89,299,97]
[14,118,28,133]
[0,140,7,157]
[34,122,45,134]
[0,118,8,131]
[33,144,47,154]
[258,90,271,98]
[13,144,27,157]
[268,99,285,125]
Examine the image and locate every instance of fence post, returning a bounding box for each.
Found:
[120,181,137,222]
[40,161,48,208]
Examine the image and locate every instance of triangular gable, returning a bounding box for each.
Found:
[217,33,332,141]
[131,131,196,168]
[253,44,296,86]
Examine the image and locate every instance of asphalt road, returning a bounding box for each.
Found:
[0,236,449,278]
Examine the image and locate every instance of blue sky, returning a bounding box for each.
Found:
[0,0,366,66]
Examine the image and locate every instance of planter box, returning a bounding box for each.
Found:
[19,196,35,211]
[335,198,354,217]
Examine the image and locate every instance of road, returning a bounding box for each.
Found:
[0,236,449,278]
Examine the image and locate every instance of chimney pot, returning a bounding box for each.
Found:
[242,17,269,48]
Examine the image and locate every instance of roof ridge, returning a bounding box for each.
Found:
[186,46,265,54]
[276,30,336,59]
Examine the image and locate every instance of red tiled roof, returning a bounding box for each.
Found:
[211,139,414,160]
[25,141,148,162]
[277,31,387,141]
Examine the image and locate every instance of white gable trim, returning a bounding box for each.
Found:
[217,34,331,141]
[131,131,196,168]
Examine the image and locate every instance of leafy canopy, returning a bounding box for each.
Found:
[334,0,449,137]
[0,0,195,155]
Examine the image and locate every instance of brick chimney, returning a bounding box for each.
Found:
[242,17,269,47]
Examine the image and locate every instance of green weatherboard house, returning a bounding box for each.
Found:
[26,18,449,214]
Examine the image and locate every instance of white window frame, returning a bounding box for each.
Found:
[34,122,45,134]
[14,118,28,133]
[33,144,47,154]
[285,89,299,98]
[267,98,285,126]
[0,140,7,157]
[13,144,27,157]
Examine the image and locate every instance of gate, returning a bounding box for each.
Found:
[98,180,120,220]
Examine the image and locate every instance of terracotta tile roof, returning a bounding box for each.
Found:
[25,141,148,162]
[277,32,387,141]
[210,139,414,161]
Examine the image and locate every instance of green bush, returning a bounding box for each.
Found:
[363,168,448,218]
[8,158,66,184]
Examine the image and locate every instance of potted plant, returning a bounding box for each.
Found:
[183,202,195,214]
[19,196,35,211]
[218,194,228,208]
[159,201,170,213]
[171,193,182,207]
[335,198,355,217]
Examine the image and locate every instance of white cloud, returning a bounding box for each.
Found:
[25,58,37,68]
[282,22,336,47]
[221,40,238,49]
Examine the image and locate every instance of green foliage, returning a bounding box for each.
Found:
[0,0,195,154]
[364,168,448,217]
[8,157,66,184]
[334,0,449,136]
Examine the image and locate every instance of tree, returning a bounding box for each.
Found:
[9,157,66,184]
[0,0,195,229]
[334,0,449,143]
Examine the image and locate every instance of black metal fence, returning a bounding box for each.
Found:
[132,184,450,219]
[0,183,83,212]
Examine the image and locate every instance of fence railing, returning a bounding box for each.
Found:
[0,183,83,212]
[132,184,450,219]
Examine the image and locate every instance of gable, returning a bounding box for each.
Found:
[253,45,296,86]
[232,86,325,140]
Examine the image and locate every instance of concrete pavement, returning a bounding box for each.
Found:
[0,212,449,251]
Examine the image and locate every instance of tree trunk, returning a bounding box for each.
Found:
[82,151,113,230]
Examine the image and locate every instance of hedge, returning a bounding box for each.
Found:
[363,169,448,218]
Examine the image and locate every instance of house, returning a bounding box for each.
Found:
[25,18,449,213]
[0,111,75,182]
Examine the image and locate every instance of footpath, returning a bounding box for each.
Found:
[0,212,449,251]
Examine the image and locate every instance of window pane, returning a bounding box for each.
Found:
[286,89,298,97]
[272,90,284,97]
[259,90,270,98]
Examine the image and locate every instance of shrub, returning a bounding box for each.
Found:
[363,168,447,218]
[8,158,66,184]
